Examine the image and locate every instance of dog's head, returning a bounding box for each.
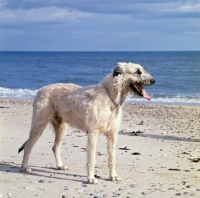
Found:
[113,62,155,100]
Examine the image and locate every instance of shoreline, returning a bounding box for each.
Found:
[0,98,200,197]
[1,97,200,107]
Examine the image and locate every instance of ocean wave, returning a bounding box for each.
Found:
[0,87,38,99]
[127,94,200,105]
[0,87,200,104]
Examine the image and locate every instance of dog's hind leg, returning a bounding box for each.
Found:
[21,120,48,173]
[51,115,68,170]
[107,132,121,182]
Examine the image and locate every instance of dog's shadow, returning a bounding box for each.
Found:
[119,131,200,143]
[0,162,90,184]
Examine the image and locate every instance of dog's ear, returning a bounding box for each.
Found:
[113,66,123,77]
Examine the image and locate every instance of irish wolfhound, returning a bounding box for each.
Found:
[18,62,155,184]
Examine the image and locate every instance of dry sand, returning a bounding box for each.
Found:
[0,99,200,198]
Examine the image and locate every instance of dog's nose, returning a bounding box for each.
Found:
[150,79,156,85]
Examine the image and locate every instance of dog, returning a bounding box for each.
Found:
[18,62,155,184]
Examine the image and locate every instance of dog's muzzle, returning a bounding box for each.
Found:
[130,78,155,101]
[150,79,156,85]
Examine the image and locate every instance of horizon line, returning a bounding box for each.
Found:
[0,50,200,53]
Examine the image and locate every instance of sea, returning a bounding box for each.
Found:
[0,51,200,105]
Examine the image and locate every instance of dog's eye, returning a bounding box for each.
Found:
[135,69,142,75]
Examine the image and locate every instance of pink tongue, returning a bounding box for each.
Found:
[142,88,151,101]
[136,84,151,101]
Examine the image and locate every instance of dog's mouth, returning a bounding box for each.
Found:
[130,83,151,101]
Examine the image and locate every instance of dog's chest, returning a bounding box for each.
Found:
[96,107,122,133]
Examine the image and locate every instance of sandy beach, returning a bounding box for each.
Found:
[0,99,200,198]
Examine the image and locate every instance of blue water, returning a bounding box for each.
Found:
[0,51,200,104]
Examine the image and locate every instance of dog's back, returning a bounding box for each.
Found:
[32,83,81,120]
[18,83,81,154]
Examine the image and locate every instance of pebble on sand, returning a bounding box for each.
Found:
[38,179,45,183]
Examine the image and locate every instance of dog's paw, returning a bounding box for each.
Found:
[111,175,121,182]
[57,165,68,171]
[88,178,98,185]
[20,167,33,173]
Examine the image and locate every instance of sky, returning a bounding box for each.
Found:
[0,0,200,51]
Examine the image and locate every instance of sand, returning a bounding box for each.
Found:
[0,99,200,198]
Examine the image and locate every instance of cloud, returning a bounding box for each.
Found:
[0,0,200,51]
[1,1,199,29]
[0,6,90,25]
[2,0,200,18]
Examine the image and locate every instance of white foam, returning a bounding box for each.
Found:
[0,86,200,105]
[126,94,200,105]
[0,87,38,99]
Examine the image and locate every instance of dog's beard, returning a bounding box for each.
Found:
[130,83,151,101]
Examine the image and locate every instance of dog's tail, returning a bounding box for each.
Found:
[18,140,28,153]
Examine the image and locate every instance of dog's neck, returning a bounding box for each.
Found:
[105,86,120,107]
[101,74,128,107]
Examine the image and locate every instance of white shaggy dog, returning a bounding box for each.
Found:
[18,62,155,184]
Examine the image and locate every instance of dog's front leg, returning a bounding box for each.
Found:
[107,132,121,182]
[87,133,98,184]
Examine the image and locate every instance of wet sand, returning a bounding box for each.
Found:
[0,99,200,198]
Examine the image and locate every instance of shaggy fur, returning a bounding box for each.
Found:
[18,62,155,184]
